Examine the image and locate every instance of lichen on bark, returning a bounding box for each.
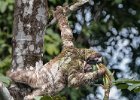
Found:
[12,0,47,70]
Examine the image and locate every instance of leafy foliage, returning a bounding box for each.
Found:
[0,73,11,87]
[0,0,14,74]
[114,78,140,93]
[44,29,61,57]
[43,28,62,62]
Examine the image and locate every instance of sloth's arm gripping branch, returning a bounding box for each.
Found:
[54,6,74,48]
[68,68,106,87]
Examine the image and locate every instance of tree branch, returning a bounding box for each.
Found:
[69,0,90,11]
[47,0,90,28]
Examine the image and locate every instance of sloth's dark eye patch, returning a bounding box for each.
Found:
[86,53,102,64]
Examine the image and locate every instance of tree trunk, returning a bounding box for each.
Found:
[12,0,48,70]
[7,0,48,99]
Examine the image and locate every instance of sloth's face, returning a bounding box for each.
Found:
[86,53,103,64]
[84,53,103,72]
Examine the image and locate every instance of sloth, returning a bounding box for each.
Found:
[7,47,105,99]
[7,6,107,100]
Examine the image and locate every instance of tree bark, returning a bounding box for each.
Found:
[7,0,48,99]
[12,0,47,70]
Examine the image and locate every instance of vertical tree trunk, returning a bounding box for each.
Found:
[12,0,48,70]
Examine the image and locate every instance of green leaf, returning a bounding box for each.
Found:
[45,44,59,55]
[8,5,14,11]
[44,35,54,43]
[128,84,140,91]
[114,0,122,4]
[0,74,11,87]
[0,1,8,13]
[6,0,15,4]
[116,83,128,89]
[133,87,140,93]
[53,95,66,100]
[48,0,57,4]
[70,89,79,100]
[41,95,53,100]
[34,96,43,100]
[45,29,61,44]
[0,56,11,68]
[114,78,140,84]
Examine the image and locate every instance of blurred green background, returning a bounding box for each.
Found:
[0,0,140,99]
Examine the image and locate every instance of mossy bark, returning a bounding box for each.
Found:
[12,0,48,70]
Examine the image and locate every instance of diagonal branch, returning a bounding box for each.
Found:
[47,0,90,27]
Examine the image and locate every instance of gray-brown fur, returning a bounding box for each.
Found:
[7,47,105,99]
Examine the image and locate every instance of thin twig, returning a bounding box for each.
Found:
[69,0,90,11]
[46,0,90,28]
